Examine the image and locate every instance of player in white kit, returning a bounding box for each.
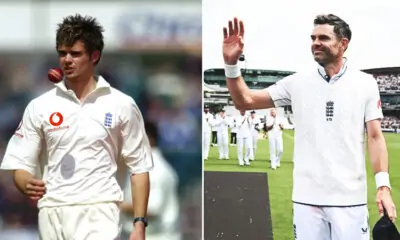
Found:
[230,118,238,146]
[0,15,153,240]
[249,110,261,161]
[265,108,284,169]
[211,115,218,147]
[203,105,214,160]
[236,110,252,166]
[222,14,396,239]
[216,109,230,159]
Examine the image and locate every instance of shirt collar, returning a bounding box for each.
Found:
[317,57,348,82]
[54,75,111,92]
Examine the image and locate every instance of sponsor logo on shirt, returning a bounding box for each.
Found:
[361,214,369,234]
[48,112,69,132]
[104,112,113,128]
[361,227,368,234]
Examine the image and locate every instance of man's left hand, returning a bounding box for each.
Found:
[129,223,146,240]
[376,186,397,222]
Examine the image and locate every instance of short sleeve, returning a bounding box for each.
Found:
[120,98,154,174]
[364,76,383,122]
[265,75,295,107]
[1,101,43,175]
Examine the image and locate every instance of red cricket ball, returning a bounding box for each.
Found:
[47,68,63,83]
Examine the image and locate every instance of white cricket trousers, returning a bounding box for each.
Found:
[203,131,211,160]
[237,136,252,165]
[293,203,370,240]
[250,131,258,159]
[217,130,229,158]
[268,135,283,168]
[38,202,121,240]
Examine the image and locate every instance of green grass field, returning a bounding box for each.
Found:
[204,131,400,240]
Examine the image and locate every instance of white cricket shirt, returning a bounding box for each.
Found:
[216,115,229,134]
[266,116,284,138]
[249,116,261,135]
[203,112,214,134]
[236,115,252,138]
[266,63,383,206]
[230,117,238,133]
[0,76,154,209]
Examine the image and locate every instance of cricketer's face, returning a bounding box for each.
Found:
[270,109,276,117]
[57,40,99,82]
[311,24,348,66]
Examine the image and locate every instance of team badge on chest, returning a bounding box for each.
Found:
[325,101,335,122]
[104,112,113,128]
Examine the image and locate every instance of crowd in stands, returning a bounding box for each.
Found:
[381,116,400,130]
[374,74,400,92]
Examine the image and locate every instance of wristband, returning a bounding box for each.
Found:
[224,64,241,78]
[133,217,148,227]
[375,172,391,189]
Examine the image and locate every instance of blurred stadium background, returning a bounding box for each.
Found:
[204,55,400,132]
[203,55,400,239]
[0,1,202,240]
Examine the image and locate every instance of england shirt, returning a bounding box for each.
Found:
[203,112,214,134]
[216,115,229,133]
[266,64,383,206]
[249,116,261,134]
[0,76,154,208]
[236,115,252,138]
[230,118,238,134]
[266,116,284,138]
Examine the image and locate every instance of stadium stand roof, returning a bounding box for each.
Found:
[203,84,216,92]
[204,68,295,76]
[203,83,228,92]
[362,67,400,74]
[205,66,400,75]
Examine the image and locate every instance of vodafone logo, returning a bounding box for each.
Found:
[49,112,64,127]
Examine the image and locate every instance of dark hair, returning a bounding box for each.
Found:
[144,121,158,144]
[56,14,104,65]
[314,14,352,42]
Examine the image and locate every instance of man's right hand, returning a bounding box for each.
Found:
[25,178,46,200]
[222,17,245,65]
